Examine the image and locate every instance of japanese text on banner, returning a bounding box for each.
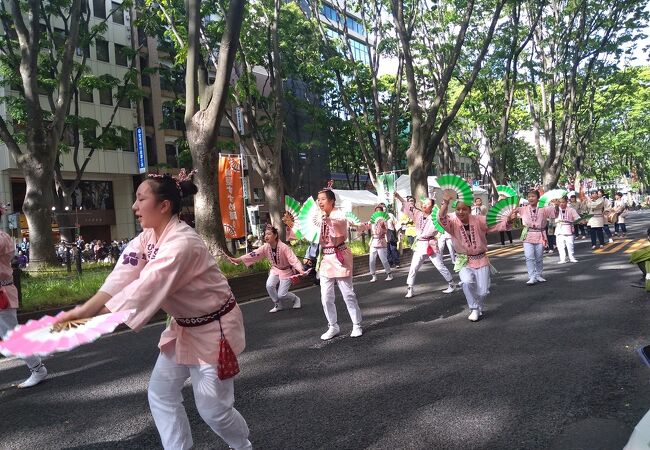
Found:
[218,155,245,238]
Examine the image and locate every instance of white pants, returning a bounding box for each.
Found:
[406,247,453,287]
[459,266,491,310]
[369,247,391,275]
[148,348,252,450]
[266,273,298,305]
[523,243,544,279]
[320,276,362,326]
[438,235,457,263]
[0,309,42,370]
[556,234,576,262]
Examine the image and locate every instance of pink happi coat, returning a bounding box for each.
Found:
[0,231,18,309]
[438,213,510,268]
[517,205,557,245]
[555,207,580,235]
[240,241,303,279]
[358,220,387,248]
[319,210,353,278]
[102,216,245,365]
[402,203,439,254]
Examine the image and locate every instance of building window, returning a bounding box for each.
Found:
[322,5,339,23]
[145,135,157,165]
[93,0,106,19]
[165,144,178,168]
[143,97,154,126]
[253,188,265,202]
[118,92,130,108]
[96,39,110,62]
[114,44,128,66]
[349,39,369,64]
[53,28,66,49]
[140,56,150,86]
[346,16,365,35]
[121,129,134,151]
[76,44,91,58]
[79,87,94,103]
[99,87,113,105]
[84,127,97,149]
[112,2,124,24]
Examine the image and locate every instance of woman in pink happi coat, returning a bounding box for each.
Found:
[0,206,48,388]
[231,225,305,313]
[58,173,251,450]
[395,192,456,299]
[515,190,559,285]
[555,196,580,264]
[438,193,514,321]
[358,205,394,283]
[317,185,364,340]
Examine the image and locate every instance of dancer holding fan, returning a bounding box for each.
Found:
[228,225,306,313]
[0,204,48,388]
[395,190,457,299]
[359,205,394,282]
[438,192,515,321]
[515,190,559,285]
[229,225,306,313]
[57,170,252,450]
[311,181,364,340]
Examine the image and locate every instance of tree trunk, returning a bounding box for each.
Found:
[22,152,57,268]
[191,141,228,256]
[407,135,429,201]
[262,170,283,236]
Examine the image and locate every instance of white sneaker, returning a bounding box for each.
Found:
[385,274,393,281]
[350,325,363,338]
[18,364,47,389]
[526,278,537,285]
[269,304,284,313]
[608,238,614,243]
[405,287,414,298]
[320,324,340,340]
[292,297,301,309]
[369,275,377,283]
[468,310,480,322]
[557,260,567,264]
[536,276,547,282]
[442,283,456,294]
[569,259,578,263]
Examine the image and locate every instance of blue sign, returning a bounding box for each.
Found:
[135,127,146,174]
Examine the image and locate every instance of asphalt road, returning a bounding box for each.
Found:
[2,211,650,450]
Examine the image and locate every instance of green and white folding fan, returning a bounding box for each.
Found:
[486,196,519,227]
[430,206,446,233]
[436,174,474,206]
[370,211,390,224]
[537,189,567,207]
[297,197,322,243]
[496,185,517,198]
[285,195,301,219]
[285,195,303,239]
[345,212,361,226]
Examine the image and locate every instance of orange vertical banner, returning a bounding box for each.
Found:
[218,155,245,239]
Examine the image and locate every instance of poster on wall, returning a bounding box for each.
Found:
[218,155,245,239]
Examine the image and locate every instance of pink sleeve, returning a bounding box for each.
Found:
[327,217,348,238]
[487,217,511,233]
[240,244,269,267]
[357,223,371,234]
[105,238,198,331]
[544,205,558,219]
[286,227,297,241]
[99,235,147,297]
[285,246,303,272]
[438,210,459,234]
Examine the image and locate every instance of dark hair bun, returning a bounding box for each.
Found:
[180,180,198,197]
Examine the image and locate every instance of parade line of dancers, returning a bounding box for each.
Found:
[2,172,647,450]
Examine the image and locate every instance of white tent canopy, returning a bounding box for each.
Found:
[332,189,380,222]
